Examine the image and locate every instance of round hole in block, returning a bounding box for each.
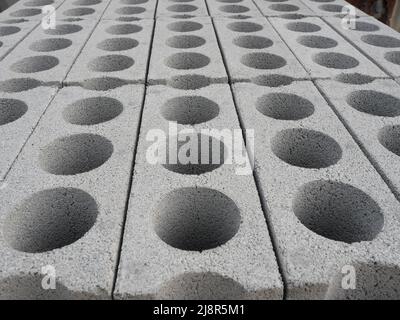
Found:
[115,6,146,15]
[39,133,113,175]
[10,9,41,17]
[25,0,55,6]
[0,41,3,48]
[353,21,379,32]
[279,13,306,19]
[384,51,400,65]
[0,26,20,36]
[0,78,41,92]
[3,188,98,253]
[121,0,148,4]
[233,35,273,49]
[241,52,286,69]
[334,73,374,84]
[361,34,400,48]
[166,35,206,49]
[73,0,102,5]
[219,5,250,13]
[217,0,243,2]
[63,7,95,16]
[286,21,321,32]
[0,19,28,24]
[269,3,299,11]
[252,74,294,87]
[63,96,123,125]
[87,54,134,72]
[346,90,400,117]
[227,21,263,32]
[297,35,338,48]
[167,74,211,90]
[312,52,359,69]
[44,24,83,35]
[256,93,314,120]
[310,0,334,2]
[80,77,127,91]
[167,4,198,12]
[378,125,400,157]
[29,38,72,52]
[106,23,142,34]
[165,52,210,70]
[154,187,240,251]
[97,37,138,51]
[167,21,203,32]
[293,180,383,243]
[0,98,28,125]
[10,55,59,73]
[271,128,342,168]
[319,4,344,12]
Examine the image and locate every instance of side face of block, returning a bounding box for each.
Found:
[269,16,387,79]
[102,0,157,21]
[148,17,228,84]
[115,84,283,300]
[213,17,308,82]
[324,16,400,78]
[0,19,98,85]
[206,0,263,18]
[54,0,111,20]
[157,0,209,17]
[66,19,154,85]
[300,0,367,17]
[0,84,145,299]
[232,80,400,299]
[0,0,66,21]
[253,0,315,17]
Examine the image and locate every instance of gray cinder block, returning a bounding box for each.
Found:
[253,0,314,17]
[300,0,367,17]
[232,80,400,299]
[102,0,157,21]
[148,17,228,84]
[157,0,208,17]
[206,0,263,18]
[213,17,308,82]
[324,16,400,78]
[0,84,145,299]
[0,19,98,85]
[114,83,283,300]
[65,19,154,85]
[54,0,111,21]
[269,16,387,79]
[0,0,66,21]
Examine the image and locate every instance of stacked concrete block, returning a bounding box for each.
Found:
[317,79,400,202]
[54,0,111,21]
[232,80,400,299]
[213,17,308,82]
[0,0,66,21]
[0,84,145,299]
[0,19,98,85]
[102,0,157,21]
[114,83,283,299]
[0,19,38,61]
[65,19,154,85]
[148,17,228,85]
[253,0,314,18]
[300,0,367,17]
[206,0,263,18]
[269,16,387,79]
[325,16,400,78]
[157,0,209,18]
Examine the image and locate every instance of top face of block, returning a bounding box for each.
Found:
[269,16,387,79]
[253,0,315,17]
[324,16,400,78]
[157,0,209,17]
[206,0,263,18]
[300,0,367,17]
[0,0,66,21]
[102,0,157,20]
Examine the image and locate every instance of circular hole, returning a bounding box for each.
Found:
[171,14,195,18]
[269,3,299,11]
[63,8,95,16]
[361,34,400,48]
[106,23,142,35]
[63,97,123,125]
[80,77,127,91]
[44,24,83,35]
[385,51,400,65]
[0,26,20,36]
[0,41,3,48]
[217,0,243,2]
[241,52,287,69]
[271,128,342,168]
[256,93,314,120]
[167,4,198,12]
[334,73,374,84]
[0,19,28,24]
[219,5,250,13]
[154,187,240,251]
[161,96,219,124]
[10,56,59,73]
[286,21,321,32]
[379,125,400,157]
[29,38,72,52]
[115,6,146,15]
[297,35,338,48]
[227,21,263,32]
[166,35,205,49]
[88,55,134,72]
[252,74,294,87]
[312,52,359,69]
[121,0,148,4]
[346,90,400,117]
[73,0,102,5]
[3,188,98,253]
[319,4,344,12]
[10,9,41,17]
[263,0,288,2]
[310,0,334,2]
[97,37,138,51]
[353,21,379,32]
[167,74,211,90]
[116,16,140,21]
[39,133,113,175]
[293,180,383,243]
[162,133,226,175]
[0,78,41,92]
[165,52,210,70]
[167,21,203,32]
[24,0,54,6]
[0,98,28,125]
[279,13,306,19]
[233,35,273,49]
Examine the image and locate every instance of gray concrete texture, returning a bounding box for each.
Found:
[1,0,400,300]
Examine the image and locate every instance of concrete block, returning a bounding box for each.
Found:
[0,84,145,299]
[65,19,154,85]
[0,19,39,61]
[253,0,314,17]
[0,0,66,21]
[102,0,157,21]
[269,16,387,79]
[54,0,111,21]
[232,80,400,299]
[114,83,283,299]
[324,16,400,78]
[317,78,400,203]
[0,85,57,180]
[206,0,263,19]
[213,17,308,82]
[148,17,228,84]
[157,0,208,18]
[0,19,98,85]
[300,0,367,17]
